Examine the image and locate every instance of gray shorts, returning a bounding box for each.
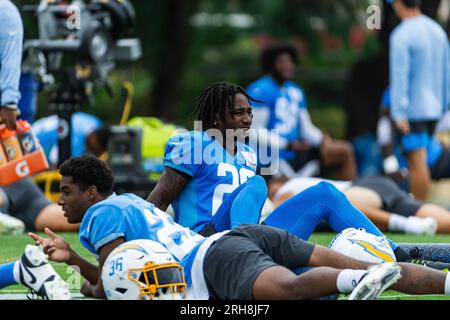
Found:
[352,176,423,217]
[0,177,51,230]
[203,224,315,300]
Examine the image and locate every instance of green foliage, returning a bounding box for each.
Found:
[17,0,385,131]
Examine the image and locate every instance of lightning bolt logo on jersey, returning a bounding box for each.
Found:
[164,131,257,233]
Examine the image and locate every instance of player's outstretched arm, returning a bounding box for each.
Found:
[28,228,98,284]
[81,237,125,299]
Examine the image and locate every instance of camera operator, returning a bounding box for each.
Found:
[0,0,23,130]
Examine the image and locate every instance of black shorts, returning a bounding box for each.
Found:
[430,147,450,180]
[203,224,315,300]
[352,176,423,217]
[286,147,322,172]
[0,177,51,230]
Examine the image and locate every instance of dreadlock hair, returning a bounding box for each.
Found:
[260,43,299,74]
[59,155,114,196]
[192,82,263,130]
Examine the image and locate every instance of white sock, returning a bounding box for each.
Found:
[444,274,450,295]
[404,216,437,235]
[336,269,367,293]
[12,261,20,283]
[388,214,408,232]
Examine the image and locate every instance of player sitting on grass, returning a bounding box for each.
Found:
[146,81,448,270]
[24,155,450,300]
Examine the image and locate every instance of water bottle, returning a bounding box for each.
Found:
[0,144,7,166]
[0,128,23,161]
[16,119,38,154]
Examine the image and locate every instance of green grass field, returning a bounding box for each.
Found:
[1,232,450,300]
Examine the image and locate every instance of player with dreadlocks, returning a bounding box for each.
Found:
[146,82,450,271]
[148,82,268,236]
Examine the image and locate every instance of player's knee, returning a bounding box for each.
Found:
[314,181,341,198]
[246,175,268,198]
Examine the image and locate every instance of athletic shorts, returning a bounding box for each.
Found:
[430,147,450,180]
[352,176,423,217]
[203,224,315,300]
[0,177,51,230]
[399,121,437,152]
[286,147,322,172]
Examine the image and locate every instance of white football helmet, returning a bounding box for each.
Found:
[101,239,186,300]
[329,228,396,264]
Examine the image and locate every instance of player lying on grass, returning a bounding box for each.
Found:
[146,81,448,269]
[267,175,448,235]
[21,155,450,300]
[0,177,79,234]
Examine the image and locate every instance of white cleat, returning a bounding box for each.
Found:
[18,245,72,300]
[0,212,25,235]
[405,216,438,235]
[348,262,402,300]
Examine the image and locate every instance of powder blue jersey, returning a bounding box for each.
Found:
[79,193,204,262]
[247,75,307,159]
[164,130,257,232]
[79,192,223,298]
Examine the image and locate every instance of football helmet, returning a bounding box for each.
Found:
[329,228,396,264]
[101,239,186,300]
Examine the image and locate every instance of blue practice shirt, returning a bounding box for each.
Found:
[390,15,450,121]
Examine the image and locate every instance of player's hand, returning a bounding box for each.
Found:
[28,228,72,263]
[80,281,95,297]
[0,107,17,130]
[288,140,312,152]
[395,119,410,134]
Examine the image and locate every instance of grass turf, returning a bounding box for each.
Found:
[1,232,450,299]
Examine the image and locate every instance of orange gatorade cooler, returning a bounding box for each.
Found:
[0,128,23,161]
[0,122,48,186]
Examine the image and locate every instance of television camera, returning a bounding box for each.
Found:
[22,0,142,166]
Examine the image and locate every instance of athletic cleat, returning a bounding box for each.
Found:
[406,259,450,272]
[348,262,402,300]
[0,212,25,235]
[18,245,72,300]
[405,246,450,272]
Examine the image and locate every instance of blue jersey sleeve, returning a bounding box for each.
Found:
[79,206,126,254]
[163,132,202,177]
